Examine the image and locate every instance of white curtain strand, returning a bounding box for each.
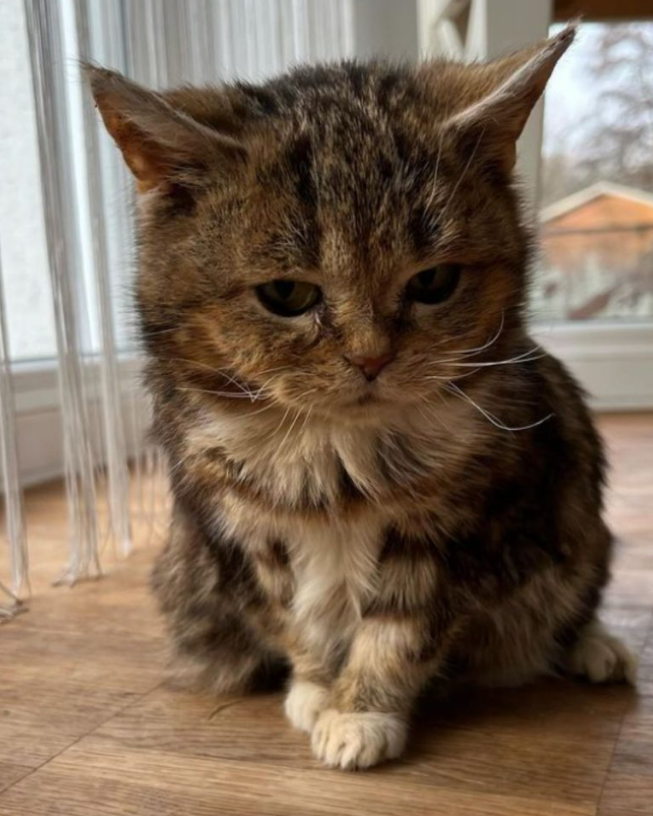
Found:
[24,0,101,584]
[75,0,133,558]
[0,234,29,619]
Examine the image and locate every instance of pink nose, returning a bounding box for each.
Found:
[346,351,395,381]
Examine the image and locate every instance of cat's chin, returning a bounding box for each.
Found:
[318,387,389,412]
[350,391,383,407]
[274,380,430,425]
[307,392,415,426]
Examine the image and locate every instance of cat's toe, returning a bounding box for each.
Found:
[284,680,330,733]
[311,709,407,770]
[567,621,638,685]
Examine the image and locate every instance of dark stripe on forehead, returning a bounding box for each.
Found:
[235,83,282,117]
[284,134,321,267]
[344,62,368,97]
[375,68,406,109]
[286,134,317,209]
[389,126,441,255]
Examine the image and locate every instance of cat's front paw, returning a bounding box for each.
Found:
[311,709,407,770]
[284,680,330,733]
[567,621,638,685]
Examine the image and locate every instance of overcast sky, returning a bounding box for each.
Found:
[543,22,653,159]
[543,24,604,156]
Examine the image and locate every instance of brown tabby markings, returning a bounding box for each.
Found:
[89,22,637,770]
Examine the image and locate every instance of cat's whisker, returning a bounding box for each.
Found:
[171,357,294,402]
[171,356,240,379]
[177,386,263,401]
[465,349,542,367]
[438,124,487,223]
[142,326,181,337]
[425,347,545,375]
[424,127,446,212]
[425,367,482,381]
[433,391,457,435]
[170,356,258,389]
[298,403,314,443]
[242,400,280,418]
[414,313,505,373]
[276,408,305,457]
[269,402,296,441]
[415,394,454,435]
[252,364,293,379]
[449,351,546,369]
[443,382,506,429]
[448,310,506,358]
[252,368,294,399]
[444,382,553,432]
[273,388,320,456]
[416,312,507,380]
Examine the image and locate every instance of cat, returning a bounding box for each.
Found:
[87,21,637,770]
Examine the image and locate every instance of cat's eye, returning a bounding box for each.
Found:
[405,264,461,305]
[256,280,322,317]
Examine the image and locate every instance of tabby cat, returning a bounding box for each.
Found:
[87,22,637,770]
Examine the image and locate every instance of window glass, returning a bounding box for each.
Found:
[537,22,653,322]
[0,0,57,361]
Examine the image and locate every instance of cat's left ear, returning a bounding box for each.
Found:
[444,22,576,172]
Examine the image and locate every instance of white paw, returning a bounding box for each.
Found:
[284,680,330,734]
[311,709,407,770]
[568,622,638,685]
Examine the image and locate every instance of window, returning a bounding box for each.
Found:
[0,0,56,361]
[537,22,653,322]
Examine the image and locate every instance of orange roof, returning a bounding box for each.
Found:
[541,182,653,226]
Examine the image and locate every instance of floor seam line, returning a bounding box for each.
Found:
[0,679,163,800]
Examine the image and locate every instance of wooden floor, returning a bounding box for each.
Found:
[0,414,652,816]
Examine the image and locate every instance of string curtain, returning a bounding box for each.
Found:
[0,0,355,619]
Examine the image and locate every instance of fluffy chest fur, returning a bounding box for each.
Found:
[179,399,481,654]
[184,394,484,510]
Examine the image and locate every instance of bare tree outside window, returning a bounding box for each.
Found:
[536,23,653,322]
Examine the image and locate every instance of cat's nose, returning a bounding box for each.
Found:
[346,351,395,381]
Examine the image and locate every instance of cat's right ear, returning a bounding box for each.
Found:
[421,23,576,174]
[84,64,246,194]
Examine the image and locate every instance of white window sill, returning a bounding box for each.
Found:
[535,321,653,412]
[11,356,145,488]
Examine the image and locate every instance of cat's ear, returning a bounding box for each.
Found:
[444,23,576,172]
[84,64,246,193]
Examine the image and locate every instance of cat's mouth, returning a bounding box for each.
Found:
[346,384,393,410]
